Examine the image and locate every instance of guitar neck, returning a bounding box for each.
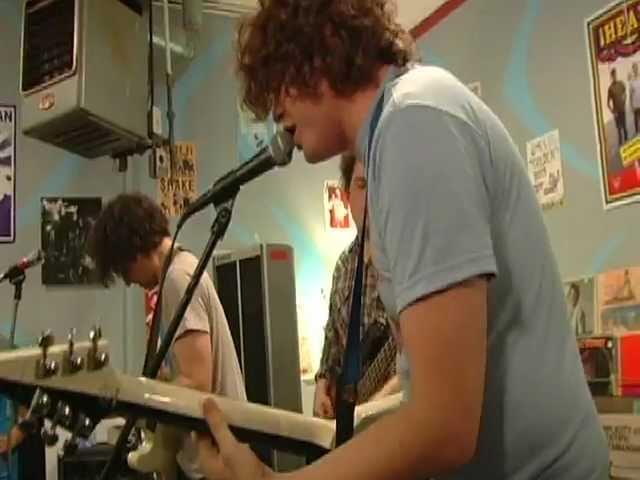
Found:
[0,341,401,463]
[117,397,330,460]
[357,338,396,401]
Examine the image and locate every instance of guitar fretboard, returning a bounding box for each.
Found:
[357,337,397,402]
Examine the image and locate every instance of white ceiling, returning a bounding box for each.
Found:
[168,0,450,30]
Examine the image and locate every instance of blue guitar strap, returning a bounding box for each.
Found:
[335,89,386,446]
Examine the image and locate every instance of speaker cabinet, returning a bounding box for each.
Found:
[213,243,303,471]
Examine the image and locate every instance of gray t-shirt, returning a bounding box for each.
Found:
[161,250,246,479]
[357,65,609,479]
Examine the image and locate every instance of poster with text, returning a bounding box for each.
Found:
[157,142,198,218]
[0,106,15,243]
[41,197,102,285]
[587,1,640,208]
[597,266,640,333]
[563,277,597,337]
[526,129,565,209]
[323,180,352,232]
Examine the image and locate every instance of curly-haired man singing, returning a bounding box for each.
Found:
[195,1,609,480]
[88,192,246,480]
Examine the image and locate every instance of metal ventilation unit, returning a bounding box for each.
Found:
[160,0,257,17]
[20,0,149,159]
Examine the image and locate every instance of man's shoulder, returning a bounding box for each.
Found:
[383,65,485,138]
[165,250,215,290]
[389,65,470,111]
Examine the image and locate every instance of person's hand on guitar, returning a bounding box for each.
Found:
[313,377,335,419]
[197,398,275,480]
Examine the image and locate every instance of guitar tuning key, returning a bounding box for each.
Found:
[36,330,59,379]
[63,328,84,374]
[87,326,109,371]
[13,389,48,438]
[42,402,73,447]
[89,326,101,343]
[63,414,93,457]
[29,389,52,417]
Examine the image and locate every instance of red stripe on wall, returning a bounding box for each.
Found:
[409,0,469,39]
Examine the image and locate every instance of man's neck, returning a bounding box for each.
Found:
[339,65,392,150]
[154,236,174,280]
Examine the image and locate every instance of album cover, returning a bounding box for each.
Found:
[41,197,102,285]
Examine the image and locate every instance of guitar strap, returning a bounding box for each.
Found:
[334,91,385,447]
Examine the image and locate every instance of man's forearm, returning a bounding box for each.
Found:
[281,401,469,480]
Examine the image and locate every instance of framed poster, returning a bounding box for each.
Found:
[41,197,102,285]
[0,105,15,242]
[587,1,640,208]
[597,266,640,333]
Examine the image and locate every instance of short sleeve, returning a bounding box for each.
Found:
[372,104,497,313]
[162,265,211,341]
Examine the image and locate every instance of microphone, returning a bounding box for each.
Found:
[0,249,44,283]
[179,130,294,223]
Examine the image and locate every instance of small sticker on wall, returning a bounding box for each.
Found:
[526,129,565,210]
[157,142,198,218]
[563,277,597,337]
[323,180,352,232]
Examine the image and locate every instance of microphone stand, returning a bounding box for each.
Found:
[6,270,26,479]
[98,195,237,480]
[9,271,25,350]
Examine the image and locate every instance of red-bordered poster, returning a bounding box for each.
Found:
[323,180,352,231]
[587,1,640,208]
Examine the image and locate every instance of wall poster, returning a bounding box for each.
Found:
[587,1,640,208]
[0,106,15,243]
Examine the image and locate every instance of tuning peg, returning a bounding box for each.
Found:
[62,414,93,457]
[42,402,73,447]
[87,326,109,371]
[38,330,55,349]
[36,330,59,379]
[89,326,102,343]
[27,388,52,420]
[63,328,84,374]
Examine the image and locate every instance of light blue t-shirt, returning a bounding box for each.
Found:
[357,65,609,479]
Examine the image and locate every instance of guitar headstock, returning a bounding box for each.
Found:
[0,326,117,454]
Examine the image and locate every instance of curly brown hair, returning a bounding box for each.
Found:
[236,0,415,120]
[87,193,169,286]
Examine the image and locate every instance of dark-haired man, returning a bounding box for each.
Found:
[314,153,399,419]
[88,192,246,479]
